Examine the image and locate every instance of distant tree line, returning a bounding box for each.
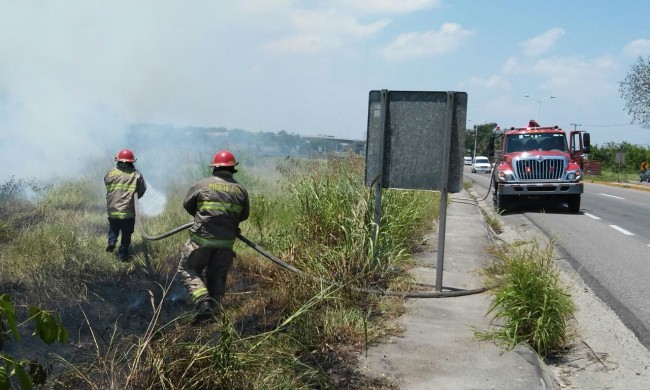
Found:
[127,122,649,174]
[465,122,498,158]
[588,142,650,173]
[127,123,365,159]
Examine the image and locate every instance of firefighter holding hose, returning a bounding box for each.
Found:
[178,149,249,324]
[104,149,147,262]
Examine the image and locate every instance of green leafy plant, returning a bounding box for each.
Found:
[0,294,68,390]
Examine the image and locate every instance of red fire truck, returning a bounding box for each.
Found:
[488,120,591,213]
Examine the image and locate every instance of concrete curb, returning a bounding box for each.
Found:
[467,185,559,390]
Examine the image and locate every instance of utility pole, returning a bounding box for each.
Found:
[570,123,582,131]
[473,125,478,161]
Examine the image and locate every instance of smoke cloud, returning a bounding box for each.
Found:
[0,2,255,182]
[0,1,377,186]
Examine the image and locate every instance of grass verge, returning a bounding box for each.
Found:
[476,239,575,358]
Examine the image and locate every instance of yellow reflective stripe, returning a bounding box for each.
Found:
[108,211,135,219]
[190,232,235,248]
[191,287,208,302]
[106,183,137,191]
[197,201,242,213]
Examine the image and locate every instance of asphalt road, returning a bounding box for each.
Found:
[467,168,650,352]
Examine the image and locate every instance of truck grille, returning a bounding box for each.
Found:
[514,157,565,180]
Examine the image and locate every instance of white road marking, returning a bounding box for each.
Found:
[609,225,634,236]
[599,193,625,200]
[584,213,601,220]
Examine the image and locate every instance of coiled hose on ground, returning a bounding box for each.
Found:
[134,196,492,298]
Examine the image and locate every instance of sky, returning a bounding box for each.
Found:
[1,0,650,181]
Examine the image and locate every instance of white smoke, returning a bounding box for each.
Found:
[0,1,372,187]
[138,185,167,217]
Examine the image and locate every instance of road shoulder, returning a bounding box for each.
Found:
[473,186,650,389]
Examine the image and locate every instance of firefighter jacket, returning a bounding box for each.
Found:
[183,171,249,249]
[104,163,147,219]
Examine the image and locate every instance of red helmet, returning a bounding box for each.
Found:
[115,149,136,162]
[210,149,238,167]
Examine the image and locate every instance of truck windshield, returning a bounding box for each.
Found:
[505,134,566,153]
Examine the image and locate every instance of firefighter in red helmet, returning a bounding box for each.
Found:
[104,149,147,261]
[178,149,249,324]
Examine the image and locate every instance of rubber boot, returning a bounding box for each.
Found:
[192,300,214,325]
[117,246,131,262]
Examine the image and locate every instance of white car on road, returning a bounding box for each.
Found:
[471,156,492,173]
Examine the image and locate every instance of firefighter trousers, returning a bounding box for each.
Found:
[177,240,235,307]
[107,217,135,260]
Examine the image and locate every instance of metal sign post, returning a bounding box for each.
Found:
[365,90,467,291]
[435,93,454,291]
[372,90,389,242]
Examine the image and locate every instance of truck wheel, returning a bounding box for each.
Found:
[493,188,509,212]
[567,195,581,213]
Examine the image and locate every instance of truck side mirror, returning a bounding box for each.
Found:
[583,133,591,153]
[487,137,495,154]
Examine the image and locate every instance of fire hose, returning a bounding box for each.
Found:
[134,196,492,298]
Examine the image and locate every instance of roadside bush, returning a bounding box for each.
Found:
[477,240,575,357]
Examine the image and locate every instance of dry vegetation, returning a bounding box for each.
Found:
[1,154,440,389]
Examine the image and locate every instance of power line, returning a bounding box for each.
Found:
[580,123,641,127]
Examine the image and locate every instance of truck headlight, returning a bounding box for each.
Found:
[566,170,582,181]
[498,171,514,182]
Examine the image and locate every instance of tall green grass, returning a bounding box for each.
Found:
[584,169,641,182]
[275,155,438,287]
[477,240,575,357]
